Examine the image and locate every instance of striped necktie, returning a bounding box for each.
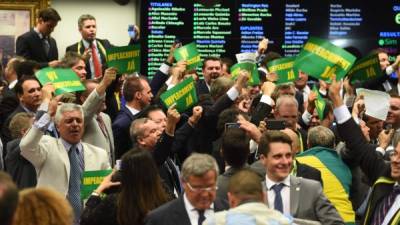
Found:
[372,185,400,225]
[67,145,84,222]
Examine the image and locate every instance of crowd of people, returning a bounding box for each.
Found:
[0,6,400,225]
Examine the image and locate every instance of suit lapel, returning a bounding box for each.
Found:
[83,143,94,171]
[173,197,191,225]
[31,30,48,60]
[57,139,71,182]
[290,175,301,215]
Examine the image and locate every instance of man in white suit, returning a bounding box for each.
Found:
[19,70,116,222]
[258,130,344,225]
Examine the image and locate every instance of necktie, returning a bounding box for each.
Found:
[42,37,50,56]
[372,185,400,225]
[197,209,206,225]
[67,145,83,222]
[272,183,285,213]
[91,43,102,78]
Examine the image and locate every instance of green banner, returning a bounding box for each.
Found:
[35,67,86,95]
[160,77,198,113]
[293,37,356,81]
[173,42,202,70]
[81,170,112,200]
[230,62,260,86]
[347,54,381,84]
[106,44,140,74]
[313,86,326,120]
[267,57,298,84]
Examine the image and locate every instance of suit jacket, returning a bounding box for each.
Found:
[20,126,110,196]
[16,29,58,68]
[66,39,112,79]
[337,117,397,224]
[1,104,28,148]
[145,195,228,225]
[196,79,210,97]
[112,105,142,159]
[0,86,19,129]
[82,112,114,166]
[265,176,343,225]
[4,138,37,188]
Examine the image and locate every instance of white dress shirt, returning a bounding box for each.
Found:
[125,105,140,116]
[183,193,214,225]
[265,175,291,215]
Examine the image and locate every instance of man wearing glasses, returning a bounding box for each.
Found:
[145,153,228,225]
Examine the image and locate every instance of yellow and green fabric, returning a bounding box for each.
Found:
[297,146,355,225]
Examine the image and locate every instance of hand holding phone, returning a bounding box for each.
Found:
[128,25,136,38]
[265,119,286,130]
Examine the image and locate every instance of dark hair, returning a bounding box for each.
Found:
[38,8,61,22]
[117,148,169,225]
[370,48,388,56]
[122,76,144,102]
[202,56,221,70]
[260,51,282,67]
[75,79,100,104]
[258,130,292,156]
[216,108,249,136]
[15,60,40,79]
[61,51,85,68]
[0,171,18,225]
[140,104,164,118]
[221,129,250,168]
[14,76,40,97]
[221,57,234,71]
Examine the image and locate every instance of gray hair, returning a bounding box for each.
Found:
[210,77,234,99]
[54,103,84,125]
[275,95,298,112]
[307,126,335,149]
[129,117,149,142]
[78,14,95,29]
[181,153,219,181]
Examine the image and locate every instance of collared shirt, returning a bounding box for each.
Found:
[33,27,45,39]
[382,183,400,225]
[265,175,291,215]
[296,85,311,103]
[82,39,103,79]
[125,105,140,117]
[8,79,17,89]
[183,193,214,225]
[61,138,85,169]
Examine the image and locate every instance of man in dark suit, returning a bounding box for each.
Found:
[145,153,228,225]
[112,76,153,159]
[16,8,61,68]
[196,57,222,96]
[329,76,400,225]
[66,14,138,79]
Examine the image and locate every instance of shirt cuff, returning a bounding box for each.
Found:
[319,89,327,96]
[333,104,352,124]
[33,113,52,131]
[260,95,273,106]
[302,110,312,125]
[159,63,170,75]
[95,88,106,99]
[227,87,240,101]
[376,147,385,155]
[166,76,174,90]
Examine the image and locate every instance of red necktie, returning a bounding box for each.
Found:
[91,43,102,78]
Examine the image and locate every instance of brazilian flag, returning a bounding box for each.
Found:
[297,147,355,225]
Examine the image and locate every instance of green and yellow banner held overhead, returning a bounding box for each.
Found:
[81,170,112,200]
[106,44,140,74]
[230,62,260,86]
[160,77,198,113]
[35,67,86,95]
[267,56,298,84]
[293,37,357,81]
[347,53,381,84]
[174,42,202,70]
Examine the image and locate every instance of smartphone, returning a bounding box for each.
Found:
[174,38,182,48]
[225,122,241,130]
[265,119,286,130]
[128,25,136,38]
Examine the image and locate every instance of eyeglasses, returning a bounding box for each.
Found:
[186,182,218,193]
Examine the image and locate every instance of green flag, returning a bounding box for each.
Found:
[174,42,202,70]
[35,67,85,95]
[160,77,198,113]
[81,170,112,200]
[347,54,381,84]
[230,62,260,86]
[294,37,356,81]
[313,86,326,120]
[106,44,140,74]
[267,57,298,84]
